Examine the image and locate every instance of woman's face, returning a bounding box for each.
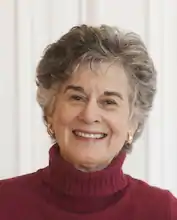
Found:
[48,62,134,171]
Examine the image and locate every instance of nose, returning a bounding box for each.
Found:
[78,100,101,124]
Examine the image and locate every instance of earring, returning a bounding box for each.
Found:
[47,124,54,137]
[127,131,133,144]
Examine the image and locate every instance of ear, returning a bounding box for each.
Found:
[129,119,138,138]
[44,106,54,125]
[45,115,53,125]
[44,95,57,125]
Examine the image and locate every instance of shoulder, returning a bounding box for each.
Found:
[127,175,177,219]
[0,169,42,190]
[128,176,171,199]
[0,168,48,218]
[0,168,46,202]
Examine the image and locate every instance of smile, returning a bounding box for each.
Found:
[72,130,107,139]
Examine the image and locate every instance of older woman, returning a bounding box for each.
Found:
[0,24,177,220]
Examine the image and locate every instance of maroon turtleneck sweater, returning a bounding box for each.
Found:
[0,144,177,220]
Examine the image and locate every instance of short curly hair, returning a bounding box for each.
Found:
[36,24,157,152]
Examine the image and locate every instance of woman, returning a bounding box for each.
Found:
[0,24,177,220]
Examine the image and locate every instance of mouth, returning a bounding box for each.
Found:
[72,130,107,140]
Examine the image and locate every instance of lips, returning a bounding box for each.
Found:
[72,130,107,139]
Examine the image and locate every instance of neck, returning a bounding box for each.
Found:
[74,158,115,172]
[75,164,108,172]
[41,143,129,213]
[43,143,128,197]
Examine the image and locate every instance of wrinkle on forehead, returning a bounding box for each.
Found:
[63,62,129,100]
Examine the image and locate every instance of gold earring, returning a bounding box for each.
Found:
[127,131,133,144]
[47,124,54,137]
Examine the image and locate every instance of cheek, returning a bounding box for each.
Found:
[108,116,129,152]
[110,119,128,136]
[106,111,130,137]
[52,104,79,130]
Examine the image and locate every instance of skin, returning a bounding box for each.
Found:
[47,62,136,172]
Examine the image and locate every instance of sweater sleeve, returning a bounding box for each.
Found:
[168,191,177,220]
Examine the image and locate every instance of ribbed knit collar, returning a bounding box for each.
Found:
[45,143,128,197]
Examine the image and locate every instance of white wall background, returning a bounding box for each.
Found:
[1,0,177,196]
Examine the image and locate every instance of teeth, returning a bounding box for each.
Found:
[74,131,105,139]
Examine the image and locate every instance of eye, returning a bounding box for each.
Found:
[70,95,84,101]
[103,99,117,105]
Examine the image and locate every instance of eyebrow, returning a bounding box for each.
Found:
[64,85,85,93]
[104,91,124,100]
[64,85,124,100]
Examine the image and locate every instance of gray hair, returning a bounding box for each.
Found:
[36,24,157,152]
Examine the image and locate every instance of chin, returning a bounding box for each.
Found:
[71,154,112,172]
[61,147,114,171]
[75,161,110,172]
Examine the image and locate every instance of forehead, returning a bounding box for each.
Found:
[64,62,129,95]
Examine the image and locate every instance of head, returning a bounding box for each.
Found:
[36,25,156,172]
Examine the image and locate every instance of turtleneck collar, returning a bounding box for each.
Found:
[44,143,128,198]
